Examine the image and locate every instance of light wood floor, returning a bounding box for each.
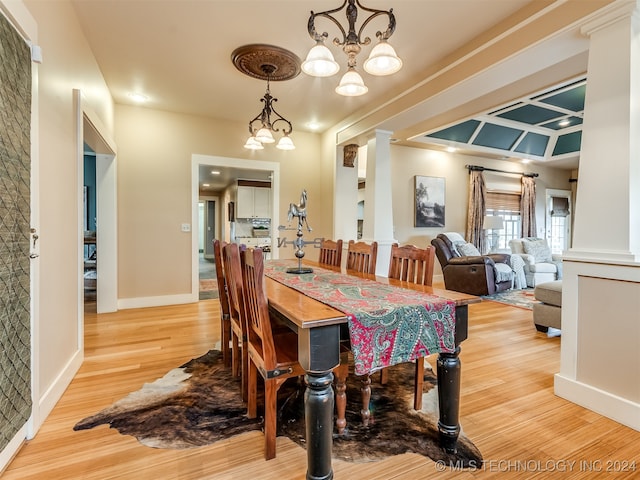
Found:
[3,295,639,479]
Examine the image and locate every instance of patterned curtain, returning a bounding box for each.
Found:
[0,13,32,451]
[465,170,486,250]
[520,176,537,237]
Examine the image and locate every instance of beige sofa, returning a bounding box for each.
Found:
[532,280,562,332]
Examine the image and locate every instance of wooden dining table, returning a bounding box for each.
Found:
[264,259,479,480]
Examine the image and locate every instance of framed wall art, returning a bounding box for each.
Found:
[414,175,445,227]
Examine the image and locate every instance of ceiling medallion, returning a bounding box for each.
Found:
[231,44,301,81]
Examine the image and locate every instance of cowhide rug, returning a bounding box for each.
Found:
[74,350,482,466]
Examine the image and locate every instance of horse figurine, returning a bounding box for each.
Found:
[287,189,311,232]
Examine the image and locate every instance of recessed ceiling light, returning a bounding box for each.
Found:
[202,183,210,187]
[446,146,456,153]
[521,159,531,164]
[307,122,320,131]
[211,170,220,175]
[127,92,148,103]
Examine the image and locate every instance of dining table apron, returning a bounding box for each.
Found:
[264,260,476,480]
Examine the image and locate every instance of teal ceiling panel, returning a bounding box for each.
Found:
[472,123,523,150]
[497,104,563,125]
[514,132,549,156]
[426,119,481,143]
[539,84,586,112]
[553,130,582,156]
[421,78,585,162]
[541,116,583,130]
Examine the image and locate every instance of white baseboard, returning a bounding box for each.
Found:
[0,424,27,474]
[32,349,83,435]
[118,293,197,310]
[555,373,640,431]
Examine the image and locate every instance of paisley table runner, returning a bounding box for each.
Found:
[264,260,456,375]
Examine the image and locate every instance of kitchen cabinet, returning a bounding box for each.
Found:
[236,186,271,218]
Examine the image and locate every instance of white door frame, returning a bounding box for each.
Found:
[74,90,118,320]
[191,154,280,300]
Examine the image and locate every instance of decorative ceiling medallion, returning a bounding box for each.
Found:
[231,44,301,81]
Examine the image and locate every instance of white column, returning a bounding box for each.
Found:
[362,130,397,276]
[568,1,640,263]
[555,1,640,432]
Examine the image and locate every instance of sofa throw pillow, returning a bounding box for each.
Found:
[522,238,553,263]
[457,242,481,257]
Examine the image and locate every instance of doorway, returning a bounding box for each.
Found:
[191,154,280,302]
[200,197,217,261]
[198,197,218,300]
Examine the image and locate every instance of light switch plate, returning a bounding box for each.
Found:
[181,223,191,232]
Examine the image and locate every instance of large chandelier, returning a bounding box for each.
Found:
[231,44,300,150]
[302,0,402,96]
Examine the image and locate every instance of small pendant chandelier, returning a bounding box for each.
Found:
[232,44,301,150]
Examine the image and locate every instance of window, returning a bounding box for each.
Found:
[486,191,521,250]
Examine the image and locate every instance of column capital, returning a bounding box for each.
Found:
[366,129,394,141]
[580,1,638,37]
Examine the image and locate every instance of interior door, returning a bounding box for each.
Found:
[0,9,33,458]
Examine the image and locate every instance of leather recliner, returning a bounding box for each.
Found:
[431,234,512,296]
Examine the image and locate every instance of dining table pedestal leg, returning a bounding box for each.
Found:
[304,371,335,480]
[298,325,340,480]
[436,346,461,453]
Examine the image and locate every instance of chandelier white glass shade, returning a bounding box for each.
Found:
[244,67,295,151]
[276,134,295,150]
[363,39,402,75]
[302,42,340,77]
[335,67,368,96]
[303,0,402,96]
[243,136,264,150]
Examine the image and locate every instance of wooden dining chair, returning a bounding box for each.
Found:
[346,240,378,274]
[222,242,249,403]
[386,243,437,410]
[388,243,436,286]
[241,247,306,460]
[339,240,379,426]
[213,239,231,368]
[318,238,343,267]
